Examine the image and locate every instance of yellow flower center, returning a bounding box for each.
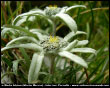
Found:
[49,35,58,43]
[49,5,57,10]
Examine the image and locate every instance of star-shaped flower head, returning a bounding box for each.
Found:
[12,5,86,34]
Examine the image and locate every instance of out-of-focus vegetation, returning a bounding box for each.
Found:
[1,1,109,84]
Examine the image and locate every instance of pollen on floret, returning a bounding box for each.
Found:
[49,35,58,43]
[40,36,68,52]
[53,5,57,8]
[49,5,58,10]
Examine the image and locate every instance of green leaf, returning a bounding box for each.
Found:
[70,48,96,54]
[1,27,18,38]
[15,14,43,26]
[58,51,88,68]
[4,25,39,40]
[46,19,55,34]
[14,16,28,26]
[86,44,107,62]
[64,31,75,41]
[19,48,31,69]
[6,36,39,46]
[86,22,90,40]
[1,43,43,52]
[1,72,14,80]
[59,6,68,13]
[77,71,85,83]
[12,9,45,25]
[2,56,13,68]
[61,40,78,51]
[30,29,49,35]
[84,58,105,83]
[56,58,69,70]
[100,56,109,74]
[90,74,104,84]
[66,5,86,13]
[13,59,23,75]
[7,2,23,24]
[30,31,44,40]
[64,31,87,41]
[43,55,51,68]
[75,40,89,47]
[28,52,44,83]
[55,13,77,33]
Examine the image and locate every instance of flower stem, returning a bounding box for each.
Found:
[84,68,90,84]
[52,19,56,36]
[50,58,54,74]
[49,18,56,74]
[50,54,55,74]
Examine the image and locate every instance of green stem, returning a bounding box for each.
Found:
[52,19,56,36]
[1,2,8,24]
[50,18,56,74]
[50,58,54,74]
[50,54,55,74]
[1,72,14,80]
[84,68,90,84]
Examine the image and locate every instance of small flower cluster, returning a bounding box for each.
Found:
[44,5,61,18]
[40,36,68,52]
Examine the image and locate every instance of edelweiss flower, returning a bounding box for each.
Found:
[1,29,96,83]
[1,5,96,84]
[12,5,86,33]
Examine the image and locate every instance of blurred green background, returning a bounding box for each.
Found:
[1,1,109,84]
